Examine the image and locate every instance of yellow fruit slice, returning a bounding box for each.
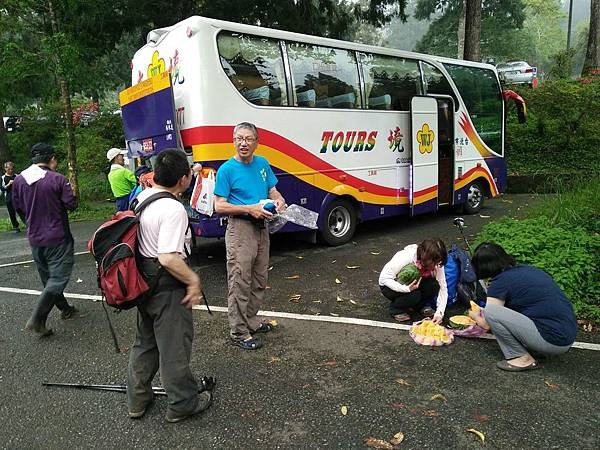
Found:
[470,301,481,313]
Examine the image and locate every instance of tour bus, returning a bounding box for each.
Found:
[124,16,519,245]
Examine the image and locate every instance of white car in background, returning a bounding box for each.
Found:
[496,61,537,87]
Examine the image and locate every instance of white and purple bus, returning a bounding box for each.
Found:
[122,16,516,245]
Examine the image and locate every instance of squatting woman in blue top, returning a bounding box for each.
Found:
[468,242,577,372]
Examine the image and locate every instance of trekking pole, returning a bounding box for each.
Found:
[452,217,472,253]
[201,289,212,315]
[101,297,121,353]
[42,376,216,395]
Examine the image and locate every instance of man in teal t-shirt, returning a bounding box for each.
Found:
[214,122,285,350]
[106,147,137,211]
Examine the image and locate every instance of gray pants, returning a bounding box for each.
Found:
[225,218,270,340]
[30,239,74,325]
[485,304,572,359]
[127,262,199,416]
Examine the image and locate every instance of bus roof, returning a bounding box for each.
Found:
[141,15,496,72]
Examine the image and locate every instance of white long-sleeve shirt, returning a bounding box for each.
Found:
[378,244,448,318]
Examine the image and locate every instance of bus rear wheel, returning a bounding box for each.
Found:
[463,180,485,214]
[319,198,357,246]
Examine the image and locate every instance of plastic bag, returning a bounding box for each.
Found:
[196,171,215,216]
[267,204,319,234]
[189,173,203,211]
[448,325,488,338]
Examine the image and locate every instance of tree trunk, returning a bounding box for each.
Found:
[463,0,482,62]
[457,0,466,59]
[47,0,79,199]
[582,0,600,76]
[0,107,10,166]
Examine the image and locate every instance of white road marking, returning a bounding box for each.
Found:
[1,285,598,351]
[0,251,90,268]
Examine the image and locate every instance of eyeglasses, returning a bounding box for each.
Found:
[234,136,257,144]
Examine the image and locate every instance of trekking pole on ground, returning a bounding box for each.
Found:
[42,376,216,395]
[101,298,121,353]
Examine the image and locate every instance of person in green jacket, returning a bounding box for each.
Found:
[106,147,137,211]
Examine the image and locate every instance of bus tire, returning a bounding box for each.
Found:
[463,180,485,214]
[319,198,357,246]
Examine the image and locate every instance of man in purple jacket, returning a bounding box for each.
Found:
[12,143,79,336]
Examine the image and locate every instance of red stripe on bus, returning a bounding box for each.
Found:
[181,125,400,197]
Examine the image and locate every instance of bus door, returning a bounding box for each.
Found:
[410,96,438,216]
[435,97,454,205]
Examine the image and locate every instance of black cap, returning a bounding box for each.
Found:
[31,142,55,157]
[135,165,151,177]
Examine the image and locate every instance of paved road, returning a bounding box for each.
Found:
[0,195,598,449]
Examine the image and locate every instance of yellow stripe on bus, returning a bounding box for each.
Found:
[192,143,407,205]
[413,189,438,205]
[119,72,171,107]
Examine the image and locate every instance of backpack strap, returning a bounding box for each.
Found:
[132,191,178,215]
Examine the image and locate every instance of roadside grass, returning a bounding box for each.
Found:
[0,201,115,232]
[475,175,600,323]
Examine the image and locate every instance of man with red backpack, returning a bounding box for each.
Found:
[126,149,212,423]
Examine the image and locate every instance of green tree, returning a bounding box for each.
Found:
[582,0,600,76]
[414,0,526,61]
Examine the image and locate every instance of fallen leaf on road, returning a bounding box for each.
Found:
[388,403,405,410]
[389,432,405,445]
[474,415,489,423]
[318,360,338,367]
[544,380,559,391]
[296,255,304,259]
[479,214,490,218]
[313,300,322,303]
[370,250,382,255]
[268,320,278,327]
[330,312,339,317]
[288,294,302,303]
[467,428,485,444]
[422,409,439,417]
[268,266,274,271]
[346,265,360,269]
[268,357,281,364]
[364,438,393,449]
[395,378,410,386]
[341,405,348,415]
[335,278,342,284]
[284,275,300,280]
[349,299,358,305]
[430,394,446,402]
[331,260,337,264]
[336,294,344,303]
[76,278,83,283]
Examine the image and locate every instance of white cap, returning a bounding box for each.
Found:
[106,148,126,162]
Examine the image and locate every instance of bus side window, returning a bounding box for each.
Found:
[217,32,287,107]
[361,54,419,111]
[288,42,360,109]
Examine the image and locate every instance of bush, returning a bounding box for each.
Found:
[505,78,600,175]
[475,217,600,322]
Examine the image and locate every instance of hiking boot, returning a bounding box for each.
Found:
[166,391,213,423]
[128,398,154,419]
[60,305,77,320]
[25,319,53,337]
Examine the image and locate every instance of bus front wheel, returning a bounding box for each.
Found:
[463,180,485,214]
[319,198,357,246]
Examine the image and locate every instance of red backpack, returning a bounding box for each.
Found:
[88,192,176,310]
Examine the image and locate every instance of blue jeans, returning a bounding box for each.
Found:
[30,239,74,325]
[115,195,130,211]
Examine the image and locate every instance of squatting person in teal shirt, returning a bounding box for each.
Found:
[106,147,137,211]
[214,122,285,350]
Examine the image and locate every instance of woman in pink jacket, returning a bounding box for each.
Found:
[378,239,448,323]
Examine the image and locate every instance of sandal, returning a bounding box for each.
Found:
[231,337,262,350]
[251,322,275,334]
[420,306,435,318]
[392,313,411,323]
[496,360,540,372]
